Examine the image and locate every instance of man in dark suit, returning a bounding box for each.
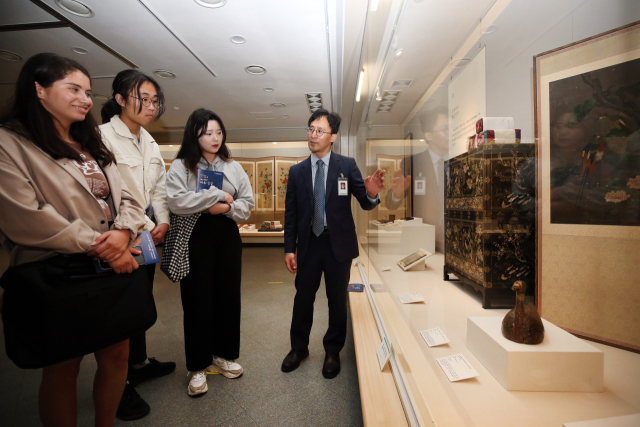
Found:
[282,109,385,379]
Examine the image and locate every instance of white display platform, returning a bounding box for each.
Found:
[563,414,640,427]
[466,316,604,392]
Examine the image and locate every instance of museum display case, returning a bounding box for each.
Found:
[345,1,640,426]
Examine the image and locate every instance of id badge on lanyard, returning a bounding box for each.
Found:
[338,174,348,196]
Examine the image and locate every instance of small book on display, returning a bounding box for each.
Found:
[93,230,159,273]
[196,169,224,192]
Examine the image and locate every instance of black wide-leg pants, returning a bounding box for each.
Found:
[290,231,352,355]
[180,214,242,372]
[128,263,157,365]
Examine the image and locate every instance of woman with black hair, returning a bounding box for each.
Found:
[0,53,149,426]
[166,108,254,396]
[99,69,175,420]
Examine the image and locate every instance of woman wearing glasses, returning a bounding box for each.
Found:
[166,108,254,396]
[99,70,175,420]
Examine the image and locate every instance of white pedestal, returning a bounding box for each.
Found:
[399,222,435,256]
[563,414,640,427]
[466,317,604,392]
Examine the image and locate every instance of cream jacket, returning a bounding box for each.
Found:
[0,126,146,266]
[99,115,169,231]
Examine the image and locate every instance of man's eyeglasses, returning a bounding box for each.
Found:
[130,96,162,108]
[306,127,330,137]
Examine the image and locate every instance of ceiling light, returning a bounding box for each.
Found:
[154,70,176,79]
[91,93,110,100]
[481,25,497,34]
[230,35,246,44]
[174,107,180,110]
[375,89,382,101]
[263,87,275,92]
[270,103,285,108]
[449,58,469,69]
[282,115,289,118]
[356,69,364,102]
[54,0,94,17]
[272,142,277,144]
[419,139,425,142]
[71,46,89,55]
[371,0,379,11]
[194,0,227,8]
[0,50,23,61]
[394,48,404,59]
[169,145,173,147]
[245,65,266,75]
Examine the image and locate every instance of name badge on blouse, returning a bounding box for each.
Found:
[338,174,348,196]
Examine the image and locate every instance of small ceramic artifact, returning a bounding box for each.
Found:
[501,281,544,344]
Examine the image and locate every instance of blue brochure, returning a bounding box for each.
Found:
[93,230,159,273]
[197,169,224,192]
[347,283,364,292]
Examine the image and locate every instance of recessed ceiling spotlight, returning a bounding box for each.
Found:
[154,70,176,79]
[169,145,173,147]
[263,87,275,92]
[245,65,266,75]
[394,48,404,59]
[270,103,285,108]
[449,58,470,69]
[54,0,94,17]
[371,0,379,11]
[0,50,23,61]
[71,46,89,55]
[272,142,277,144]
[481,25,497,34]
[230,35,246,44]
[419,139,425,142]
[282,115,289,118]
[194,0,227,8]
[91,93,110,100]
[174,107,180,110]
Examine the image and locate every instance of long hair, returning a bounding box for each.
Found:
[101,69,166,124]
[0,53,114,165]
[176,108,231,175]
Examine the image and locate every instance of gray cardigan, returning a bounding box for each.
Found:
[166,156,254,222]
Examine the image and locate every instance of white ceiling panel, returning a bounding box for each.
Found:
[0,27,132,82]
[365,0,495,126]
[0,0,59,26]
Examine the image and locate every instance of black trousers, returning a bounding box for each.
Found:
[180,214,242,372]
[128,263,156,365]
[290,232,352,354]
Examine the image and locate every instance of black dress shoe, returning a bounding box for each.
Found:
[116,383,150,421]
[322,353,340,379]
[127,357,176,386]
[281,348,309,372]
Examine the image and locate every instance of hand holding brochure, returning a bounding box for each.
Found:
[94,230,159,273]
[196,169,224,192]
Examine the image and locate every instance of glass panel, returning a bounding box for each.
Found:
[353,1,640,426]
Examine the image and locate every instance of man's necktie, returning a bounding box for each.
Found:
[312,161,325,237]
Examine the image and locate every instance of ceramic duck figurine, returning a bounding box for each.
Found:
[501,281,544,344]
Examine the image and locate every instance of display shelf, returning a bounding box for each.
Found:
[239,230,284,244]
[355,245,640,427]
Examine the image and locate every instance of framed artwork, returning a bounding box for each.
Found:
[534,21,640,351]
[235,158,256,211]
[275,157,297,211]
[255,157,274,211]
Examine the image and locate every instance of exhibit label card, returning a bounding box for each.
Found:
[376,337,391,371]
[436,354,479,382]
[420,328,450,347]
[396,292,425,304]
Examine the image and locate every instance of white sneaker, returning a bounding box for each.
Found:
[207,356,244,379]
[187,370,208,397]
